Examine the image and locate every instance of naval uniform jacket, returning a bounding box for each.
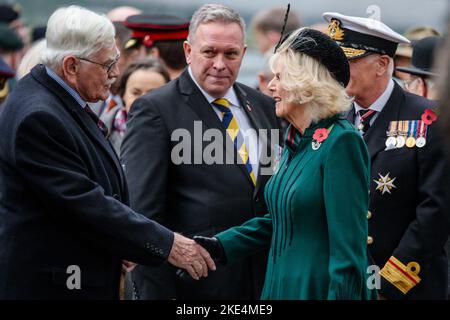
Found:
[347,82,449,299]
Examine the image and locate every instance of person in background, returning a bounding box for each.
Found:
[0,23,23,98]
[251,5,301,55]
[0,57,15,106]
[16,39,46,79]
[107,6,142,23]
[257,50,274,97]
[397,36,442,100]
[31,25,47,43]
[0,3,30,52]
[124,14,189,80]
[394,26,440,84]
[100,57,170,154]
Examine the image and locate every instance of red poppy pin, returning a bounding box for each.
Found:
[421,108,437,125]
[312,128,329,150]
[313,128,329,143]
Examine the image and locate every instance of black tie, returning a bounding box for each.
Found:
[358,109,377,135]
[84,104,109,137]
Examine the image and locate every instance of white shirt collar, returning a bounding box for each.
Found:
[354,79,394,113]
[188,66,240,107]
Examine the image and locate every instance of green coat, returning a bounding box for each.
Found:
[216,116,375,300]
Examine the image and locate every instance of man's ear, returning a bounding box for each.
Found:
[62,56,79,78]
[183,41,192,65]
[377,55,391,76]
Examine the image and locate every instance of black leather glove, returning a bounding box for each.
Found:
[175,236,227,281]
[193,236,227,264]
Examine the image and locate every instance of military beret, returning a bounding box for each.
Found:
[0,3,21,24]
[124,14,189,49]
[322,12,410,60]
[278,28,350,87]
[0,23,23,51]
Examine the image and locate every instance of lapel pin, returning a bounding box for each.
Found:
[246,101,252,112]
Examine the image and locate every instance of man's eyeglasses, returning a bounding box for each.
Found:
[77,56,120,73]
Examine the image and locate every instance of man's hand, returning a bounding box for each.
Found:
[168,233,216,280]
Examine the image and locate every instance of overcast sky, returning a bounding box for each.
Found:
[18,0,450,33]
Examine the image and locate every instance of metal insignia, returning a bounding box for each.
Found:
[374,172,397,195]
[327,19,345,41]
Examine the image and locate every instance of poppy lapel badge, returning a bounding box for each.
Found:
[312,127,330,150]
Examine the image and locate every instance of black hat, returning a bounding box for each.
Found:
[31,26,47,43]
[124,14,189,50]
[0,23,23,51]
[0,3,21,24]
[278,28,350,87]
[322,12,410,60]
[396,36,441,78]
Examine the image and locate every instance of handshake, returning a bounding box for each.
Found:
[168,233,225,280]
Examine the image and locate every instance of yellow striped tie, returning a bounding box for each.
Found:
[213,98,256,186]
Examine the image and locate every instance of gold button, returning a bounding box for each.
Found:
[367,236,373,245]
[367,211,372,219]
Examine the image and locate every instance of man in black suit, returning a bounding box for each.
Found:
[121,4,281,299]
[323,12,449,299]
[0,5,215,300]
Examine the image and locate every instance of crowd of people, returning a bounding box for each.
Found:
[0,2,449,300]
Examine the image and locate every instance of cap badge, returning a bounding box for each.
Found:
[328,19,344,41]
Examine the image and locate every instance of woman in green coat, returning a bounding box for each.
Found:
[195,28,375,300]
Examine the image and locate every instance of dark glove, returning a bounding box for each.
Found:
[193,236,227,264]
[175,236,226,281]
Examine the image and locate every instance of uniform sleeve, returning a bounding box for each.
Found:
[215,213,272,264]
[14,111,174,266]
[323,131,372,300]
[379,120,450,299]
[121,97,170,223]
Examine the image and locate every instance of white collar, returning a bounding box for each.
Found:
[354,79,394,113]
[188,66,240,107]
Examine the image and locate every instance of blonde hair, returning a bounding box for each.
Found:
[270,48,353,123]
[17,39,46,79]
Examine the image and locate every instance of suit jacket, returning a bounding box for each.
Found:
[347,82,449,299]
[0,64,174,300]
[121,69,281,299]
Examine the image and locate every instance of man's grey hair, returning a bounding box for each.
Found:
[187,4,246,44]
[41,5,116,70]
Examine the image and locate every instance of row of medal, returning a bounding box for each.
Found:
[385,120,428,149]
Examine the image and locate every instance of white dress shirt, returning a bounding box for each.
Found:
[354,79,395,127]
[188,67,260,177]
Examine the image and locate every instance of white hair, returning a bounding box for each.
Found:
[187,4,246,44]
[41,5,115,69]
